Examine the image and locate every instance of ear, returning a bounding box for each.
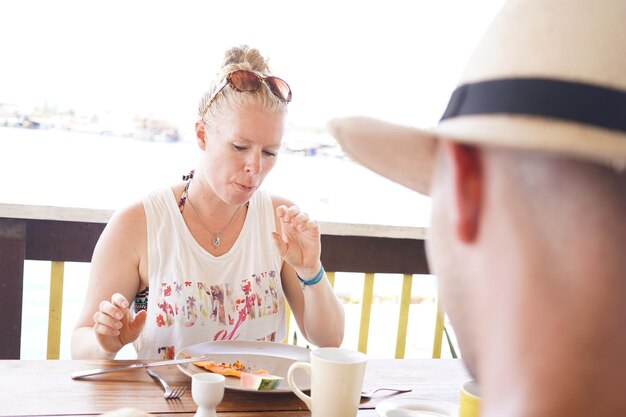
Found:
[443,141,483,243]
[195,121,207,150]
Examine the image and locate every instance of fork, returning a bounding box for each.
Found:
[361,387,412,398]
[146,368,187,400]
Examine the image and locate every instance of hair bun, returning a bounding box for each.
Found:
[222,45,270,74]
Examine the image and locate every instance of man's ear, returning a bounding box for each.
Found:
[443,141,483,243]
[195,121,207,150]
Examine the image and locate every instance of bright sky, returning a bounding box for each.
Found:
[0,0,506,132]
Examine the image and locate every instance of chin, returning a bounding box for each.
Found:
[221,188,252,205]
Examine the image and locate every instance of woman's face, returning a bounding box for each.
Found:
[197,104,286,205]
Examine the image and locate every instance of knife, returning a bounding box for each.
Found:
[71,354,212,379]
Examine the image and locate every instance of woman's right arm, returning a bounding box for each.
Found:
[70,201,148,359]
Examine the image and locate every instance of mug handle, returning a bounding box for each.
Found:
[287,361,312,410]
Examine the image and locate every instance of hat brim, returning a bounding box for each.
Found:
[327,117,437,196]
[328,114,626,197]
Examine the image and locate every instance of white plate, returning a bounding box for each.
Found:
[376,398,458,417]
[175,340,311,393]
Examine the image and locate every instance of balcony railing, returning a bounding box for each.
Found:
[0,203,444,360]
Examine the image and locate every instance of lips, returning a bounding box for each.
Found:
[236,183,256,191]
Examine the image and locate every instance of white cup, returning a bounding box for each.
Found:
[287,347,367,417]
[191,373,225,417]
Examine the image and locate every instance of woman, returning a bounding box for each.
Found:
[71,45,344,359]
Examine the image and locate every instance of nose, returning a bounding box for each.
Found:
[245,151,262,174]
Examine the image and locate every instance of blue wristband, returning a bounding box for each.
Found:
[297,265,325,290]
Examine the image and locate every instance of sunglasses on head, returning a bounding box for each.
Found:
[201,69,292,119]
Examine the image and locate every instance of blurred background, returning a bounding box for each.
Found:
[0,0,506,359]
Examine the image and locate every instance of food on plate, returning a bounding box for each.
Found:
[192,360,247,377]
[240,372,283,390]
[190,358,269,379]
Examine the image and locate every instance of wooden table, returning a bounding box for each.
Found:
[0,359,469,416]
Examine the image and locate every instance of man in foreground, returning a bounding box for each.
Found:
[329,0,626,415]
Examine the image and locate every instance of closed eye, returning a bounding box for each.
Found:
[263,150,278,157]
[233,144,247,151]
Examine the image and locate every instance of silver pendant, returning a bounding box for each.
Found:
[212,234,221,247]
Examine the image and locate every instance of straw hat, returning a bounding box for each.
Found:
[328,0,626,195]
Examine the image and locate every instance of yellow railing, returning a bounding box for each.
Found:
[47,261,65,360]
[267,267,445,360]
[46,265,444,360]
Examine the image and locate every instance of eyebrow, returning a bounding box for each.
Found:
[232,137,282,148]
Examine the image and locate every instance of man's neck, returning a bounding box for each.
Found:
[478,281,626,417]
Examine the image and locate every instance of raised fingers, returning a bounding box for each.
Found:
[111,292,130,309]
[294,213,320,233]
[291,212,309,229]
[93,294,128,336]
[278,206,318,230]
[93,312,122,336]
[277,205,300,222]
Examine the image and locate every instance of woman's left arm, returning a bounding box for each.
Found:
[271,198,344,347]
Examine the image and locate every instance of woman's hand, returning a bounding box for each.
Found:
[272,205,322,278]
[93,293,147,354]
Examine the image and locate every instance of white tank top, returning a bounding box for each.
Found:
[135,188,286,359]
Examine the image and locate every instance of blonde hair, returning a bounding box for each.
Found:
[198,45,288,126]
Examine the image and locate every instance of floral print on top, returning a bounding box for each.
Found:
[156,270,280,340]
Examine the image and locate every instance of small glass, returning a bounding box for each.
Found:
[191,373,225,417]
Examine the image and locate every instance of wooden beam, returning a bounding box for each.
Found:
[321,235,430,274]
[0,219,26,359]
[26,220,105,262]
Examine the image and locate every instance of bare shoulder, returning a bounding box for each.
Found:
[87,198,149,294]
[106,184,182,245]
[96,200,147,258]
[107,200,146,236]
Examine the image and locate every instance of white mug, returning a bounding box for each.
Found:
[288,347,367,417]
